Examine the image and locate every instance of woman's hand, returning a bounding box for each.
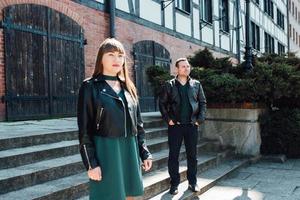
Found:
[88,166,102,181]
[142,159,152,172]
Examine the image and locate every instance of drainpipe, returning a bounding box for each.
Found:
[109,0,116,38]
[245,0,253,71]
[236,0,241,63]
[287,0,290,56]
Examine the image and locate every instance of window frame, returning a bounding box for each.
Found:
[251,21,260,51]
[277,9,285,30]
[265,32,275,54]
[201,0,213,23]
[176,0,191,14]
[219,0,229,32]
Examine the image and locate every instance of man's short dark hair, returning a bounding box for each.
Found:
[175,58,188,68]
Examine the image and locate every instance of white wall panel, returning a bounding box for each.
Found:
[140,0,161,25]
[176,12,191,36]
[164,2,174,29]
[116,0,130,13]
[202,27,214,44]
[193,8,200,39]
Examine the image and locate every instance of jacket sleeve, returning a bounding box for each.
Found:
[196,82,207,124]
[136,102,153,161]
[158,81,172,124]
[77,81,99,170]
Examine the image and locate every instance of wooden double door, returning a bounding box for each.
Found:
[2,4,85,120]
[133,40,170,112]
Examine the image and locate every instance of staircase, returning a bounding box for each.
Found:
[0,114,254,200]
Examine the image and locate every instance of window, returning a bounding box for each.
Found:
[264,0,274,18]
[265,32,274,53]
[201,0,213,23]
[176,0,191,13]
[278,42,285,55]
[293,28,295,41]
[277,9,285,29]
[289,24,292,37]
[297,32,298,44]
[220,0,229,32]
[251,21,260,50]
[289,0,291,11]
[292,2,294,16]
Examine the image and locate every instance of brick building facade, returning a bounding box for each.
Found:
[0,0,235,121]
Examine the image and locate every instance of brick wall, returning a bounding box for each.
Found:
[0,0,109,120]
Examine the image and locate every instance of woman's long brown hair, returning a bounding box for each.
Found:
[93,38,138,102]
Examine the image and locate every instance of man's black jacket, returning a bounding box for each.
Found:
[159,77,207,125]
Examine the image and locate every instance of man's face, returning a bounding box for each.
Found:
[176,60,191,77]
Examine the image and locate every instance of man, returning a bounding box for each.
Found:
[159,57,207,195]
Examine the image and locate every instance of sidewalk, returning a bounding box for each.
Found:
[0,112,162,140]
[197,159,300,200]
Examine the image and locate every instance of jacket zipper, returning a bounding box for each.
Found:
[100,91,127,137]
[83,144,92,170]
[96,107,104,130]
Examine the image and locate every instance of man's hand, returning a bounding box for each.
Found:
[142,159,152,172]
[168,120,175,126]
[88,166,102,181]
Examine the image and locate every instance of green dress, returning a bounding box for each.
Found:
[89,89,144,200]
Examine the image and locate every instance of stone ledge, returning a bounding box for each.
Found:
[202,108,264,157]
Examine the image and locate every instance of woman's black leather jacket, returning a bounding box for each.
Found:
[77,75,152,170]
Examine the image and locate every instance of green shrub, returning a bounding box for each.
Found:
[188,48,216,69]
[259,108,300,158]
[146,65,172,97]
[146,49,300,157]
[189,49,300,108]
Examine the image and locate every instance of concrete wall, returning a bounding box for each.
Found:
[201,108,265,156]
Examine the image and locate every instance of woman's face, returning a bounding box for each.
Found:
[102,51,125,76]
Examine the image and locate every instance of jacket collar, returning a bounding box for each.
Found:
[92,74,125,83]
[175,75,192,86]
[93,74,133,101]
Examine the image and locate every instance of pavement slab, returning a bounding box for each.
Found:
[198,159,300,200]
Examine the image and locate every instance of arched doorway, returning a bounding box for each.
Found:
[133,40,170,112]
[2,4,85,120]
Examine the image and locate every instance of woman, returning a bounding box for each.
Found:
[77,38,153,200]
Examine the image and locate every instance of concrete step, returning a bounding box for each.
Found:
[0,140,220,194]
[0,128,168,169]
[0,126,167,151]
[0,152,231,200]
[147,136,168,154]
[0,118,77,151]
[142,150,233,199]
[149,157,250,200]
[0,128,168,170]
[143,118,165,129]
[0,172,88,200]
[145,141,219,174]
[0,140,79,169]
[0,130,77,151]
[145,127,167,140]
[0,155,84,194]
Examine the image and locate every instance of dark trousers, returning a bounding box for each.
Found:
[167,124,198,187]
